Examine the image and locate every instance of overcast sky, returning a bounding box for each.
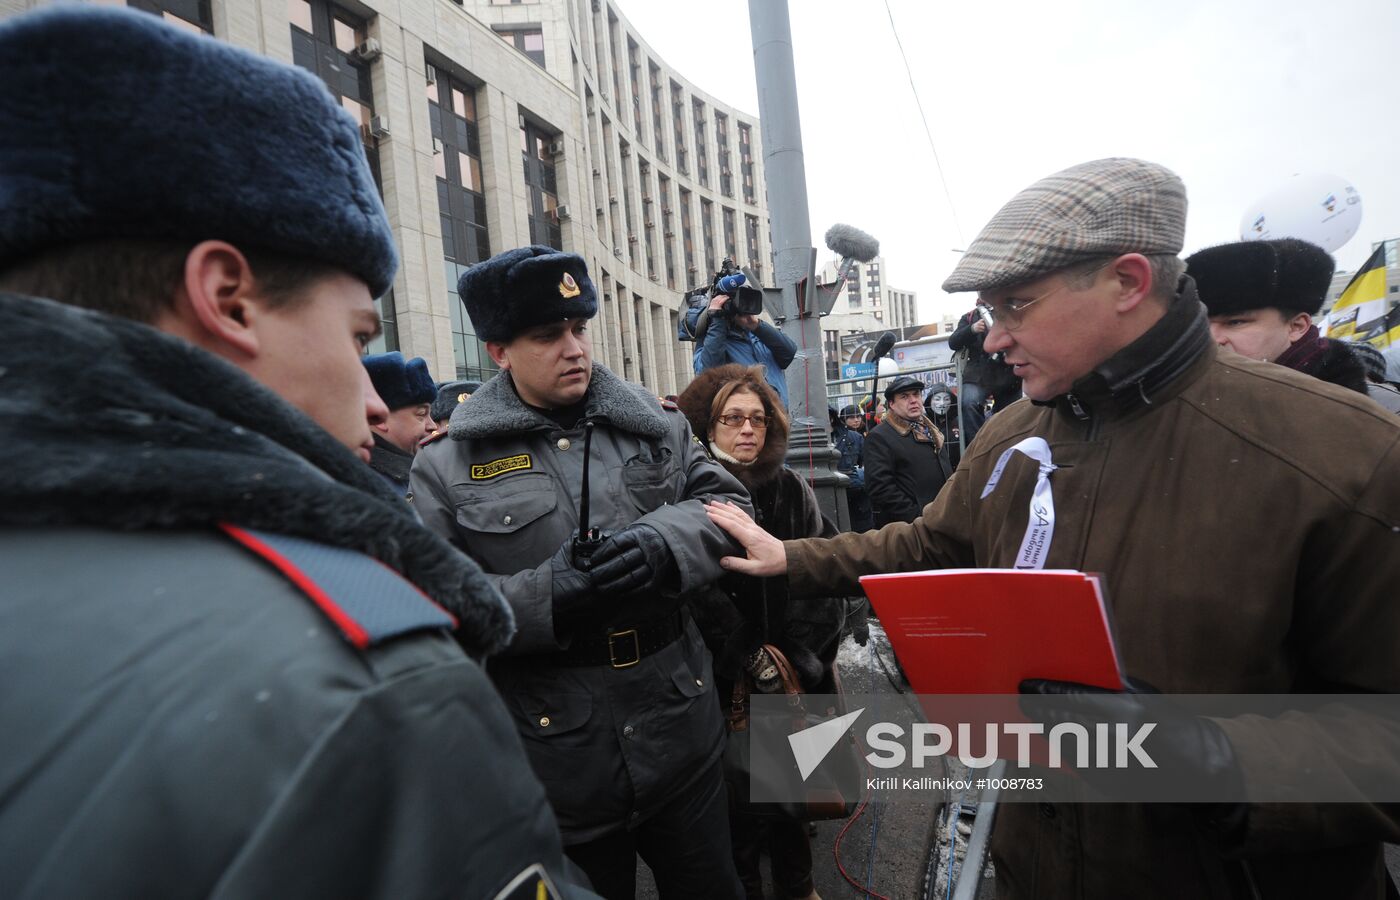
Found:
[621,0,1400,324]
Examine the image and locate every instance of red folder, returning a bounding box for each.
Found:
[859,569,1124,694]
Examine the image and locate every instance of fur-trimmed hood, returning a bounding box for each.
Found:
[675,364,788,489]
[448,363,669,440]
[0,292,513,658]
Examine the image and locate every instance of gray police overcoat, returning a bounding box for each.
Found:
[412,364,753,843]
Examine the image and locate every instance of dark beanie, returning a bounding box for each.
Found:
[1186,239,1334,318]
[364,353,436,410]
[431,380,481,422]
[0,6,398,296]
[458,246,597,343]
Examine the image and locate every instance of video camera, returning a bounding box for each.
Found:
[676,258,764,342]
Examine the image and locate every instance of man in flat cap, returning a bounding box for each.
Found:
[864,375,952,528]
[706,159,1400,898]
[362,351,439,496]
[1188,237,1369,394]
[0,7,596,899]
[412,246,749,898]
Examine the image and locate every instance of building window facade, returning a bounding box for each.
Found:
[428,65,496,380]
[701,198,716,273]
[715,112,733,198]
[126,0,212,33]
[649,62,666,161]
[739,123,756,205]
[659,174,676,288]
[671,81,687,174]
[495,27,545,68]
[745,214,762,283]
[692,99,708,188]
[520,114,562,249]
[291,0,398,350]
[680,187,696,280]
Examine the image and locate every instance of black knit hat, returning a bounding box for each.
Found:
[458,246,597,343]
[1186,238,1335,317]
[884,375,924,402]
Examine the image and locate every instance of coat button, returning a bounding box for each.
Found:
[557,438,571,450]
[503,514,513,525]
[622,724,635,738]
[696,678,704,687]
[539,716,551,727]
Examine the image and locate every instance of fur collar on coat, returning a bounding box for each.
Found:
[449,363,670,440]
[0,292,513,658]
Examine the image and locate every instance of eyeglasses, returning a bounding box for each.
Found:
[980,263,1109,332]
[715,413,769,429]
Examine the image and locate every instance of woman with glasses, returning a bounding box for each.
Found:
[676,364,853,900]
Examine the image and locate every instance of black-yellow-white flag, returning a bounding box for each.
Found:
[1327,245,1398,347]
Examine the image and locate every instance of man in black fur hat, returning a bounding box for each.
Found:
[1188,238,1369,394]
[363,351,438,496]
[412,245,750,899]
[0,7,595,899]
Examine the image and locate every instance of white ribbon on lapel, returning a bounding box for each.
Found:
[980,436,1057,570]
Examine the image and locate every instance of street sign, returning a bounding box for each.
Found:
[842,362,876,379]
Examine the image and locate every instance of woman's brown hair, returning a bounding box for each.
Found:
[707,364,789,450]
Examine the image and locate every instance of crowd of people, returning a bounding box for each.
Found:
[4,6,1400,900]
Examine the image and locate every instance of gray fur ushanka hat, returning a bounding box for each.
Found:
[0,5,398,297]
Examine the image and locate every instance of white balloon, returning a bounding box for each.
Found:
[877,356,900,376]
[1239,174,1363,253]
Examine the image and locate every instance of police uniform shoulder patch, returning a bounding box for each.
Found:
[492,863,562,900]
[661,397,680,411]
[420,428,449,447]
[471,453,533,480]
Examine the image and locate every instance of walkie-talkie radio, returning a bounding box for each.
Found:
[570,421,608,568]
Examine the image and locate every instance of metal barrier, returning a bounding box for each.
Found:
[825,362,958,411]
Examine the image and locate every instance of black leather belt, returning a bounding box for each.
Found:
[553,613,684,668]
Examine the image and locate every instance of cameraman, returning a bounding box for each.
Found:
[948,304,1021,447]
[688,292,797,407]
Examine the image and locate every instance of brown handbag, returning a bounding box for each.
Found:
[723,643,862,820]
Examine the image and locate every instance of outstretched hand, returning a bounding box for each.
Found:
[705,500,787,577]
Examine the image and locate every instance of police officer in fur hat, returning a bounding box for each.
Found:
[0,7,594,899]
[362,351,437,495]
[412,245,750,899]
[1188,238,1369,394]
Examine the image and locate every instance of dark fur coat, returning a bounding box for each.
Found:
[0,292,513,658]
[677,366,857,690]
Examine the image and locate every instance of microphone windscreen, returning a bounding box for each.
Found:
[824,223,880,262]
[872,331,897,358]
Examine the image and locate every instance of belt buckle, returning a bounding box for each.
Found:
[608,629,641,669]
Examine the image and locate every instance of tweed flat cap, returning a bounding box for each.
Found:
[1186,238,1334,317]
[944,158,1187,294]
[458,246,597,342]
[0,6,398,296]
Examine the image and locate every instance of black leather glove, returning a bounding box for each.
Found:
[588,524,676,597]
[549,540,598,632]
[1019,678,1244,816]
